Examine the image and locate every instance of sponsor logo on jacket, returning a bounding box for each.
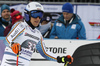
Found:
[25,33,39,40]
[11,28,20,38]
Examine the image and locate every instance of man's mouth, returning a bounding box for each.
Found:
[34,21,39,23]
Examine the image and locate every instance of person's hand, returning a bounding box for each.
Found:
[57,55,73,64]
[54,36,58,39]
[11,43,21,54]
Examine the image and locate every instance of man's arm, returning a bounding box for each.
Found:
[78,21,86,39]
[3,22,25,54]
[4,22,25,47]
[36,37,73,64]
[50,21,57,39]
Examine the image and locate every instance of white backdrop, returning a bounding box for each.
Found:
[77,5,100,39]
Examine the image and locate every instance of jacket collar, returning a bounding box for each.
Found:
[57,14,81,24]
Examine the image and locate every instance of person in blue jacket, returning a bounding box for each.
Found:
[50,3,86,39]
[0,4,11,36]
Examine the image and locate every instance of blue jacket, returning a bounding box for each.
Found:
[0,17,11,36]
[0,21,4,36]
[50,14,86,39]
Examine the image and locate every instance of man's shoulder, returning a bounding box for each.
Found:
[12,22,25,30]
[35,28,42,33]
[55,14,64,23]
[74,14,81,20]
[74,15,84,26]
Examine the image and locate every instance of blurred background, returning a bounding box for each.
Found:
[0,0,100,5]
[0,0,100,39]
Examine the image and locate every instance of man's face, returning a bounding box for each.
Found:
[1,9,10,20]
[30,17,41,27]
[41,21,49,25]
[63,12,73,21]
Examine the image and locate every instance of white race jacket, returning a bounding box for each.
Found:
[1,21,57,66]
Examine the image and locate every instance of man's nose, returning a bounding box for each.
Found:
[36,17,40,19]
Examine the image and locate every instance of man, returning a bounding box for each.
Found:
[1,2,73,66]
[0,4,11,36]
[50,3,86,39]
[4,8,23,36]
[37,13,53,38]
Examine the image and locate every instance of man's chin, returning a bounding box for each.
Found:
[4,18,10,20]
[33,24,38,27]
[66,19,69,21]
[4,17,10,19]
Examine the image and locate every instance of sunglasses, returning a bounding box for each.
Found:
[30,10,43,19]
